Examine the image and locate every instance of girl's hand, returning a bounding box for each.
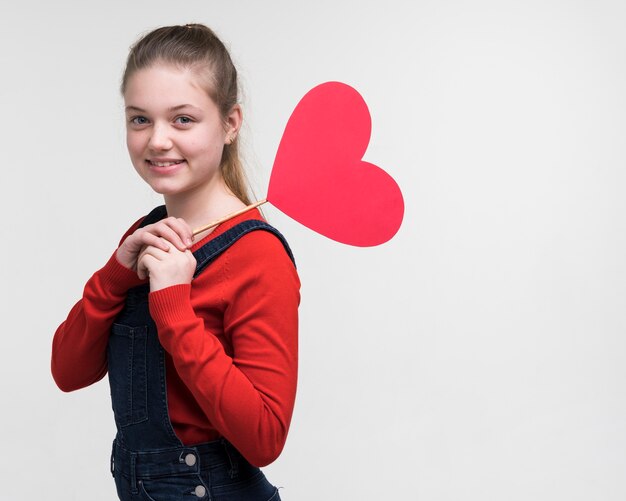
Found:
[136,239,197,291]
[116,217,193,273]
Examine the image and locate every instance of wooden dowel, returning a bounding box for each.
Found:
[192,199,269,236]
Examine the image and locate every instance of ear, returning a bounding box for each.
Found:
[224,104,243,144]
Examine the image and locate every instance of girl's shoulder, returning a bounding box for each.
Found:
[190,210,299,298]
[192,209,295,267]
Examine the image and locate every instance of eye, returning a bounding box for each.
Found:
[174,116,194,125]
[129,116,149,126]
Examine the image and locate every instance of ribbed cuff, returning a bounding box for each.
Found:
[149,284,196,325]
[98,251,145,295]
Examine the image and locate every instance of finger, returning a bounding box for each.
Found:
[139,231,171,252]
[136,247,152,279]
[139,244,171,261]
[144,220,188,251]
[137,245,170,278]
[136,245,151,264]
[137,259,147,280]
[184,249,197,266]
[137,253,159,280]
[162,217,194,248]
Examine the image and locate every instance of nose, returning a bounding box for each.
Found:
[148,123,173,151]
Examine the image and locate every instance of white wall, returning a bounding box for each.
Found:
[2,0,626,499]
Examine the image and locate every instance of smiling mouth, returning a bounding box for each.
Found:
[147,160,185,167]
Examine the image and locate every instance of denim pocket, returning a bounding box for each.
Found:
[212,469,279,501]
[138,480,159,501]
[108,323,148,427]
[139,476,207,501]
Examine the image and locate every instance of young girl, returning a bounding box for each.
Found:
[51,24,299,501]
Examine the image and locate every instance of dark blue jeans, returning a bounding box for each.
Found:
[111,438,280,501]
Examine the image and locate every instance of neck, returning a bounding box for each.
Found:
[164,176,246,233]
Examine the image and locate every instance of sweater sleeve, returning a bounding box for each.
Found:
[149,230,300,467]
[51,220,146,392]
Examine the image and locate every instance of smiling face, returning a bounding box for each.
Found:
[124,63,239,198]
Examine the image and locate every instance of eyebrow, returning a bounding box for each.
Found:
[125,104,201,113]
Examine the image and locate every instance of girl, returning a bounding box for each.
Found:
[51,24,299,501]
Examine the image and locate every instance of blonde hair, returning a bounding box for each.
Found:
[121,24,251,205]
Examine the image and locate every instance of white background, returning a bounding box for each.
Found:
[2,0,626,499]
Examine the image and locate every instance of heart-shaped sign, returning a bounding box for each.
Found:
[267,82,404,247]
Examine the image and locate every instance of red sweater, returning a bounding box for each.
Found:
[51,209,300,467]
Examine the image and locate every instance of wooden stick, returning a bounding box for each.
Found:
[192,199,269,236]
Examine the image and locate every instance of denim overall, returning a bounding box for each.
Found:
[108,206,294,501]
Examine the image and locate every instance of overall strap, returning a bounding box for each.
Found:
[136,206,295,277]
[138,205,168,228]
[193,219,296,278]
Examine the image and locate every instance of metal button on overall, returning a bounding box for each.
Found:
[184,453,196,466]
[195,485,206,497]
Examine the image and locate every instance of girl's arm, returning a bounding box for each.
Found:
[149,230,300,467]
[51,223,145,392]
[52,216,195,392]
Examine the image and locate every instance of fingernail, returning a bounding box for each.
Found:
[186,238,193,246]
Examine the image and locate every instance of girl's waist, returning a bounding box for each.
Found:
[111,437,239,478]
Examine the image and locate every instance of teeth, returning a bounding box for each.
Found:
[150,160,182,167]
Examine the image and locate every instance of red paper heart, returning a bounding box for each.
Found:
[268,82,404,247]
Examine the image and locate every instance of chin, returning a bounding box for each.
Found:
[146,181,184,196]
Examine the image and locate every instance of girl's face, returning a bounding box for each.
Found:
[123,64,239,197]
